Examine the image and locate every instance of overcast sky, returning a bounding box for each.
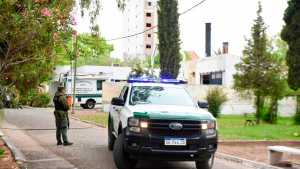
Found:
[74,0,288,58]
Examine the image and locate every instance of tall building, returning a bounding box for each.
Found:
[122,0,158,59]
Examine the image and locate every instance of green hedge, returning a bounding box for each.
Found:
[206,88,227,118]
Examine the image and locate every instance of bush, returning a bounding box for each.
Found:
[295,112,300,125]
[20,89,50,107]
[31,93,51,107]
[206,88,227,118]
[261,103,271,122]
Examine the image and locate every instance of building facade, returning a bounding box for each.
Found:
[122,0,158,59]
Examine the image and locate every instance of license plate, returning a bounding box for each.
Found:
[164,138,186,146]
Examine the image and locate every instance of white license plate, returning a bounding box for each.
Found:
[164,138,186,146]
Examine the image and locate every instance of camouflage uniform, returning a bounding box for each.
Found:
[53,91,70,145]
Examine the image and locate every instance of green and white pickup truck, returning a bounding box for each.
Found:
[108,78,218,169]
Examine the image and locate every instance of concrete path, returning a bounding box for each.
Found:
[1,108,253,169]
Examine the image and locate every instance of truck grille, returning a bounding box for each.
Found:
[148,119,202,137]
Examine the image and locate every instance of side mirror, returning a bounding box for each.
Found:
[198,101,209,109]
[111,97,125,106]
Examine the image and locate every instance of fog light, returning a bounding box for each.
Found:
[140,121,148,128]
[129,127,141,133]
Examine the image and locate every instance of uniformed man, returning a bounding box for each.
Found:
[53,86,73,146]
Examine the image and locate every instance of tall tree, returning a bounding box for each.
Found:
[281,0,300,124]
[56,33,113,66]
[158,0,181,78]
[234,2,280,124]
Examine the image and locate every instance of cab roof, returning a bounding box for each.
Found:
[129,82,185,88]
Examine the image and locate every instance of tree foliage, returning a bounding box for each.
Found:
[234,2,286,124]
[281,0,300,124]
[158,0,181,78]
[0,0,74,92]
[55,33,113,66]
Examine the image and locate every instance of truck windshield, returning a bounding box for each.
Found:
[129,86,195,106]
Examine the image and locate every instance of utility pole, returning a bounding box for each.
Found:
[72,34,78,114]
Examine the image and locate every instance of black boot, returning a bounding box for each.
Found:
[63,142,73,146]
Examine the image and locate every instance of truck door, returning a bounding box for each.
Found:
[112,86,129,133]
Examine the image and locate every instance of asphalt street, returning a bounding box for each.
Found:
[1,108,253,169]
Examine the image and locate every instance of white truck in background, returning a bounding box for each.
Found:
[61,74,108,109]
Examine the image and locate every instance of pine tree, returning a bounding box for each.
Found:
[281,0,300,125]
[234,2,278,124]
[158,0,181,78]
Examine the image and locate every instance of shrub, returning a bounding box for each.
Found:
[31,93,51,107]
[206,88,227,118]
[20,89,50,107]
[295,112,300,125]
[261,103,271,122]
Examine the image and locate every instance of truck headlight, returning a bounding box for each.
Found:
[128,118,149,133]
[140,121,148,128]
[201,120,216,136]
[128,117,139,127]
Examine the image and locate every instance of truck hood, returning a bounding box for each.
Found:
[128,104,214,121]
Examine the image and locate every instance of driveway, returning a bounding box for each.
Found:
[1,108,251,169]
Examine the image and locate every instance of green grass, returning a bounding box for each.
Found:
[218,115,300,141]
[77,113,108,127]
[0,148,4,158]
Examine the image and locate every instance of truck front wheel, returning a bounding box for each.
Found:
[195,154,215,169]
[113,133,137,169]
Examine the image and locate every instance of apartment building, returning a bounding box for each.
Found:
[122,0,158,59]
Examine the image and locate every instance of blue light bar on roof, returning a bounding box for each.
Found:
[127,77,187,84]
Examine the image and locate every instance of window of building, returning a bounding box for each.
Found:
[146,44,152,49]
[146,12,152,17]
[146,23,152,27]
[200,71,223,85]
[147,34,152,38]
[148,2,152,6]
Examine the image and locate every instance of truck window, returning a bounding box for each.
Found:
[96,80,103,91]
[119,86,129,102]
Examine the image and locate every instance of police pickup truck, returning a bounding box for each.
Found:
[108,77,217,169]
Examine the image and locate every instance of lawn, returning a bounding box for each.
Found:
[74,111,299,141]
[75,112,108,127]
[218,115,300,141]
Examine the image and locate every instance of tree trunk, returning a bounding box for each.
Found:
[295,95,300,125]
[268,98,278,124]
[255,94,264,124]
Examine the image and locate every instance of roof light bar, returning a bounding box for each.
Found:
[127,77,187,84]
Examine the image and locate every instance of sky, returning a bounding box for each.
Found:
[74,0,288,58]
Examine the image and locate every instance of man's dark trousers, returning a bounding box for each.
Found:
[56,119,68,144]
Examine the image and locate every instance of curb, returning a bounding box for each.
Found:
[216,152,282,169]
[70,116,106,128]
[0,130,27,169]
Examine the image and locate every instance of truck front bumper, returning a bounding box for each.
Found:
[124,128,218,161]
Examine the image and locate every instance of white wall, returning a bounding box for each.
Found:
[185,85,296,116]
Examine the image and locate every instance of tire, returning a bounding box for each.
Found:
[80,104,87,109]
[113,133,137,169]
[108,117,115,151]
[85,100,95,109]
[195,154,215,169]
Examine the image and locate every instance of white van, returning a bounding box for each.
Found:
[61,74,108,109]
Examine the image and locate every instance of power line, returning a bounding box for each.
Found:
[106,0,209,41]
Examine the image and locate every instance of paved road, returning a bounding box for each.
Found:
[1,108,252,169]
